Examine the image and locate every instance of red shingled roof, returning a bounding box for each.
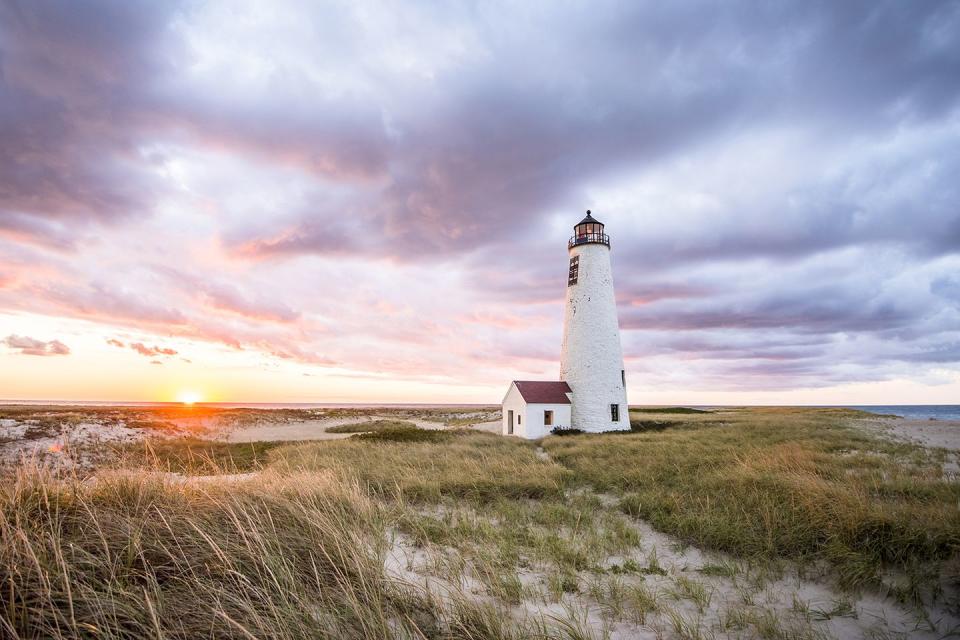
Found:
[512,381,572,404]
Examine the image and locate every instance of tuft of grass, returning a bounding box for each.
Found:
[625,583,661,624]
[699,561,739,578]
[669,576,713,612]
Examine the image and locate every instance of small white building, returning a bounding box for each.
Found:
[501,381,572,439]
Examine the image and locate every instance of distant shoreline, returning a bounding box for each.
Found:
[0,400,957,420]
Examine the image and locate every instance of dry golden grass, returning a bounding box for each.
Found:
[2,406,957,639]
[269,431,568,502]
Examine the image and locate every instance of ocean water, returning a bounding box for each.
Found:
[847,405,960,421]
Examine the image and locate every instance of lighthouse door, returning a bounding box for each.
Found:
[507,410,514,434]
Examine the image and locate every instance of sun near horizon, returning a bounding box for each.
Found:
[176,390,204,406]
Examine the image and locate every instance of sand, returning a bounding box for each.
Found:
[0,407,503,467]
[0,420,184,469]
[385,490,956,640]
[857,416,960,451]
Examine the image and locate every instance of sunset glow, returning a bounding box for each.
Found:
[0,2,958,404]
[177,391,204,406]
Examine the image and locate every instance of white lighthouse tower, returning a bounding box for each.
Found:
[500,209,629,439]
[559,211,630,432]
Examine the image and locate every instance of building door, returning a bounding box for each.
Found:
[507,410,514,434]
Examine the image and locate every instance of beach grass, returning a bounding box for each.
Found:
[545,407,960,596]
[269,430,567,502]
[0,406,957,638]
[114,438,287,474]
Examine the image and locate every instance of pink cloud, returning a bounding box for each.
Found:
[200,285,300,323]
[38,283,187,326]
[2,334,70,356]
[130,342,177,357]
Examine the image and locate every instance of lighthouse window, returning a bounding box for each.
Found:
[611,404,620,421]
[543,410,553,426]
[567,256,579,286]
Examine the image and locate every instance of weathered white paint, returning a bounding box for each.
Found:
[560,237,630,432]
[500,382,572,439]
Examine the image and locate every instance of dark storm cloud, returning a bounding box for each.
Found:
[0,0,182,243]
[226,1,960,261]
[4,0,958,260]
[0,0,388,247]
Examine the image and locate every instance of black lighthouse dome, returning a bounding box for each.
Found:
[569,210,610,248]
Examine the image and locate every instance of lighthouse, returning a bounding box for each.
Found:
[560,211,630,432]
[501,210,630,438]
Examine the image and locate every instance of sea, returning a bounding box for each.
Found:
[845,405,960,421]
[0,400,958,420]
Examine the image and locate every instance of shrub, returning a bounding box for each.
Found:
[352,426,452,443]
[550,427,584,436]
[629,419,672,432]
[327,419,418,433]
[631,407,710,414]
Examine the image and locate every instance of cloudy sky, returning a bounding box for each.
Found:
[1,0,959,404]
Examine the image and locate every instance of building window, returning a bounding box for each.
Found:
[544,410,553,426]
[621,369,626,387]
[517,415,521,424]
[567,256,579,286]
[611,404,619,421]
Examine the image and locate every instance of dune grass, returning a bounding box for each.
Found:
[2,406,957,638]
[269,430,567,502]
[0,463,604,639]
[0,465,406,639]
[113,438,286,474]
[544,407,960,597]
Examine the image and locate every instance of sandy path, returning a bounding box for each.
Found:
[858,416,960,451]
[386,490,957,640]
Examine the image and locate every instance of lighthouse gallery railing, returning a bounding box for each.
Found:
[568,232,610,249]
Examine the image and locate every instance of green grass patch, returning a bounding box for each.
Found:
[327,419,419,433]
[631,407,710,414]
[352,425,452,443]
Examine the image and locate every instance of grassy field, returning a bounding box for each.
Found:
[548,408,960,599]
[0,407,957,639]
